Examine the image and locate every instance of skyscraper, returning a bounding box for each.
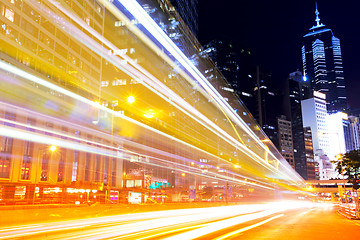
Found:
[277,115,295,169]
[202,40,255,114]
[302,4,347,113]
[304,127,318,180]
[169,0,198,37]
[301,91,330,156]
[283,71,311,179]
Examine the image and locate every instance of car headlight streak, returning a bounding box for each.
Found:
[18,0,304,186]
[102,0,304,183]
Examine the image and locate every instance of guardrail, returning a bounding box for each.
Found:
[339,202,359,219]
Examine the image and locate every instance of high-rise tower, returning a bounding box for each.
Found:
[302,3,347,113]
[169,0,198,37]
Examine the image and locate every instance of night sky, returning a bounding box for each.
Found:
[198,0,360,109]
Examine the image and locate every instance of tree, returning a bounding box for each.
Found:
[334,150,360,180]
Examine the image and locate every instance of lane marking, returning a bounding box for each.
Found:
[110,223,208,240]
[214,214,284,240]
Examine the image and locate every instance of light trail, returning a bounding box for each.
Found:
[163,201,312,240]
[214,214,284,240]
[133,224,208,240]
[45,0,280,176]
[94,0,304,184]
[0,201,314,239]
[0,101,270,188]
[0,121,273,190]
[0,59,288,188]
[113,0,283,163]
[37,0,302,185]
[0,0,304,195]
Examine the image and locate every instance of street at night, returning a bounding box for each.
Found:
[1,0,360,238]
[0,201,359,239]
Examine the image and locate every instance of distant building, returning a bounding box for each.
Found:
[202,40,255,113]
[254,66,283,146]
[314,149,335,180]
[202,40,286,152]
[169,0,198,37]
[277,115,295,168]
[302,91,335,180]
[304,127,318,180]
[327,112,352,159]
[283,71,311,179]
[302,4,347,113]
[349,116,360,150]
[301,91,330,156]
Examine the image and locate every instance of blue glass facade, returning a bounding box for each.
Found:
[302,5,347,113]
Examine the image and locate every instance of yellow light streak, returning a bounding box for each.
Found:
[33,0,304,185]
[214,214,284,240]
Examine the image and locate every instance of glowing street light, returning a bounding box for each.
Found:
[49,145,57,152]
[127,95,135,104]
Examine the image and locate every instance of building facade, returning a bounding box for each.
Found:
[301,91,335,180]
[283,71,312,179]
[302,4,347,113]
[277,115,295,169]
[301,91,330,156]
[0,0,304,204]
[304,127,318,180]
[349,116,360,151]
[202,40,255,114]
[169,0,198,37]
[327,112,353,159]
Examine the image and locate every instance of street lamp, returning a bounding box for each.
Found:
[49,145,56,152]
[127,95,135,104]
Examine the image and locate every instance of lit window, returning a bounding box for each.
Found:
[4,7,14,22]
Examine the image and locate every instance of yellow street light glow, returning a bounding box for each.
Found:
[181,173,186,177]
[127,96,135,104]
[49,145,57,152]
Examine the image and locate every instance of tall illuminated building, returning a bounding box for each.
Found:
[304,127,318,180]
[349,116,360,150]
[301,91,329,156]
[327,112,352,158]
[301,91,334,180]
[302,4,347,113]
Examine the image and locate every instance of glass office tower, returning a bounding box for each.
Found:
[302,4,347,113]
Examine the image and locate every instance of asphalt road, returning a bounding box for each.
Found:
[200,205,360,240]
[0,201,359,239]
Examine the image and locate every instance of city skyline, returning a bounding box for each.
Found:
[198,0,360,108]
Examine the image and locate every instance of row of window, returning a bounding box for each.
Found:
[0,109,119,188]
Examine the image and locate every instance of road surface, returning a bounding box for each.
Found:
[0,201,359,239]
